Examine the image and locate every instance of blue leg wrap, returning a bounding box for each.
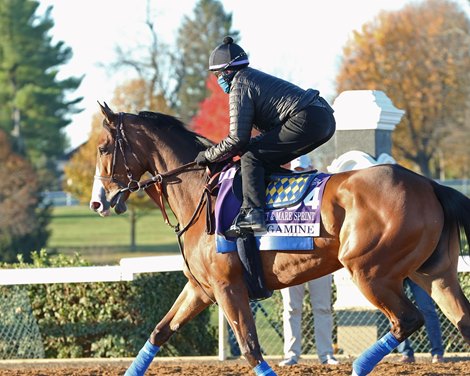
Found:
[125,340,160,376]
[352,332,400,376]
[253,361,277,375]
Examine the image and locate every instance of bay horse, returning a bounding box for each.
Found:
[90,103,470,376]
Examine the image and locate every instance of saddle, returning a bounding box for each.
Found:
[215,165,331,251]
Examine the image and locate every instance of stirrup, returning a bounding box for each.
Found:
[225,224,253,238]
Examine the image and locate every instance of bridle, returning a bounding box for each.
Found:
[95,112,221,304]
[95,112,151,194]
[95,112,206,225]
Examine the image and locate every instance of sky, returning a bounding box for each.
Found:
[37,0,470,150]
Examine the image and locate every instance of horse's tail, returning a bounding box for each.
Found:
[431,181,470,257]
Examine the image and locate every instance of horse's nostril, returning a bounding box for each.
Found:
[90,201,102,211]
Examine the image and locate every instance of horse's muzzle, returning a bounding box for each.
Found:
[90,179,111,217]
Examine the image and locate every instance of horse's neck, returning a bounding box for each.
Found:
[146,134,206,226]
[163,170,206,226]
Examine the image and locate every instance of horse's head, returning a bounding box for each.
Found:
[90,102,147,216]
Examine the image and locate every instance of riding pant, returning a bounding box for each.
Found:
[240,102,336,209]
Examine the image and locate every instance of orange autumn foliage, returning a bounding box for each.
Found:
[335,0,470,178]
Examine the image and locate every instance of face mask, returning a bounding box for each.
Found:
[217,75,231,93]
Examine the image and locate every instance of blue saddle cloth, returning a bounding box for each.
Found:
[214,166,331,253]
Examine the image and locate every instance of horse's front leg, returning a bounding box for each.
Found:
[212,252,277,376]
[125,281,212,376]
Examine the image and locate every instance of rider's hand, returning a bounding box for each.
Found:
[194,151,209,167]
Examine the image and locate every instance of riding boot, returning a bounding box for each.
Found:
[226,208,266,238]
[236,233,272,300]
[237,208,266,232]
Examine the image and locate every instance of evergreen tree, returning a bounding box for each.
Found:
[0,0,82,187]
[175,0,238,123]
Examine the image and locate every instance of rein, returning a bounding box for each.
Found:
[141,163,221,307]
[99,112,220,304]
[121,161,205,229]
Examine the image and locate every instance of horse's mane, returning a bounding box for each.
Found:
[138,111,214,149]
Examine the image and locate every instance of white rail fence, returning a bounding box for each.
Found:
[0,255,184,285]
[1,255,469,360]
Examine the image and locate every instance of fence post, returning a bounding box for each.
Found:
[218,308,227,360]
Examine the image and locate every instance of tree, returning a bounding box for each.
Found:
[112,10,178,113]
[112,78,173,115]
[190,74,229,142]
[0,130,50,262]
[111,0,237,123]
[335,0,470,178]
[0,0,82,187]
[175,0,239,123]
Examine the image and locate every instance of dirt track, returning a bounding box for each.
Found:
[0,358,469,376]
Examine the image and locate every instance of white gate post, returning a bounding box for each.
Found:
[329,90,404,172]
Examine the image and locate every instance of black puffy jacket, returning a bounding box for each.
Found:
[204,67,320,162]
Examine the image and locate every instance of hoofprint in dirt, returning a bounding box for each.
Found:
[1,359,470,376]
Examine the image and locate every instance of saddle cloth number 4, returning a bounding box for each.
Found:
[303,187,320,210]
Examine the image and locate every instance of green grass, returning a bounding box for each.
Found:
[47,205,179,264]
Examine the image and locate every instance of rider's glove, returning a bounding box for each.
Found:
[194,151,210,167]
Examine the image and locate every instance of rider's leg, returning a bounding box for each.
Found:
[235,105,335,234]
[237,150,266,232]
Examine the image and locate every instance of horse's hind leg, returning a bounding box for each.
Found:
[411,225,470,345]
[412,272,470,345]
[347,274,424,376]
[125,282,212,376]
[353,276,425,338]
[431,277,470,344]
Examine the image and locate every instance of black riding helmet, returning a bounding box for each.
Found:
[208,36,249,71]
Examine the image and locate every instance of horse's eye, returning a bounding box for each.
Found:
[98,146,108,155]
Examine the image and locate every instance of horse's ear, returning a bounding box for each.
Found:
[97,101,116,127]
